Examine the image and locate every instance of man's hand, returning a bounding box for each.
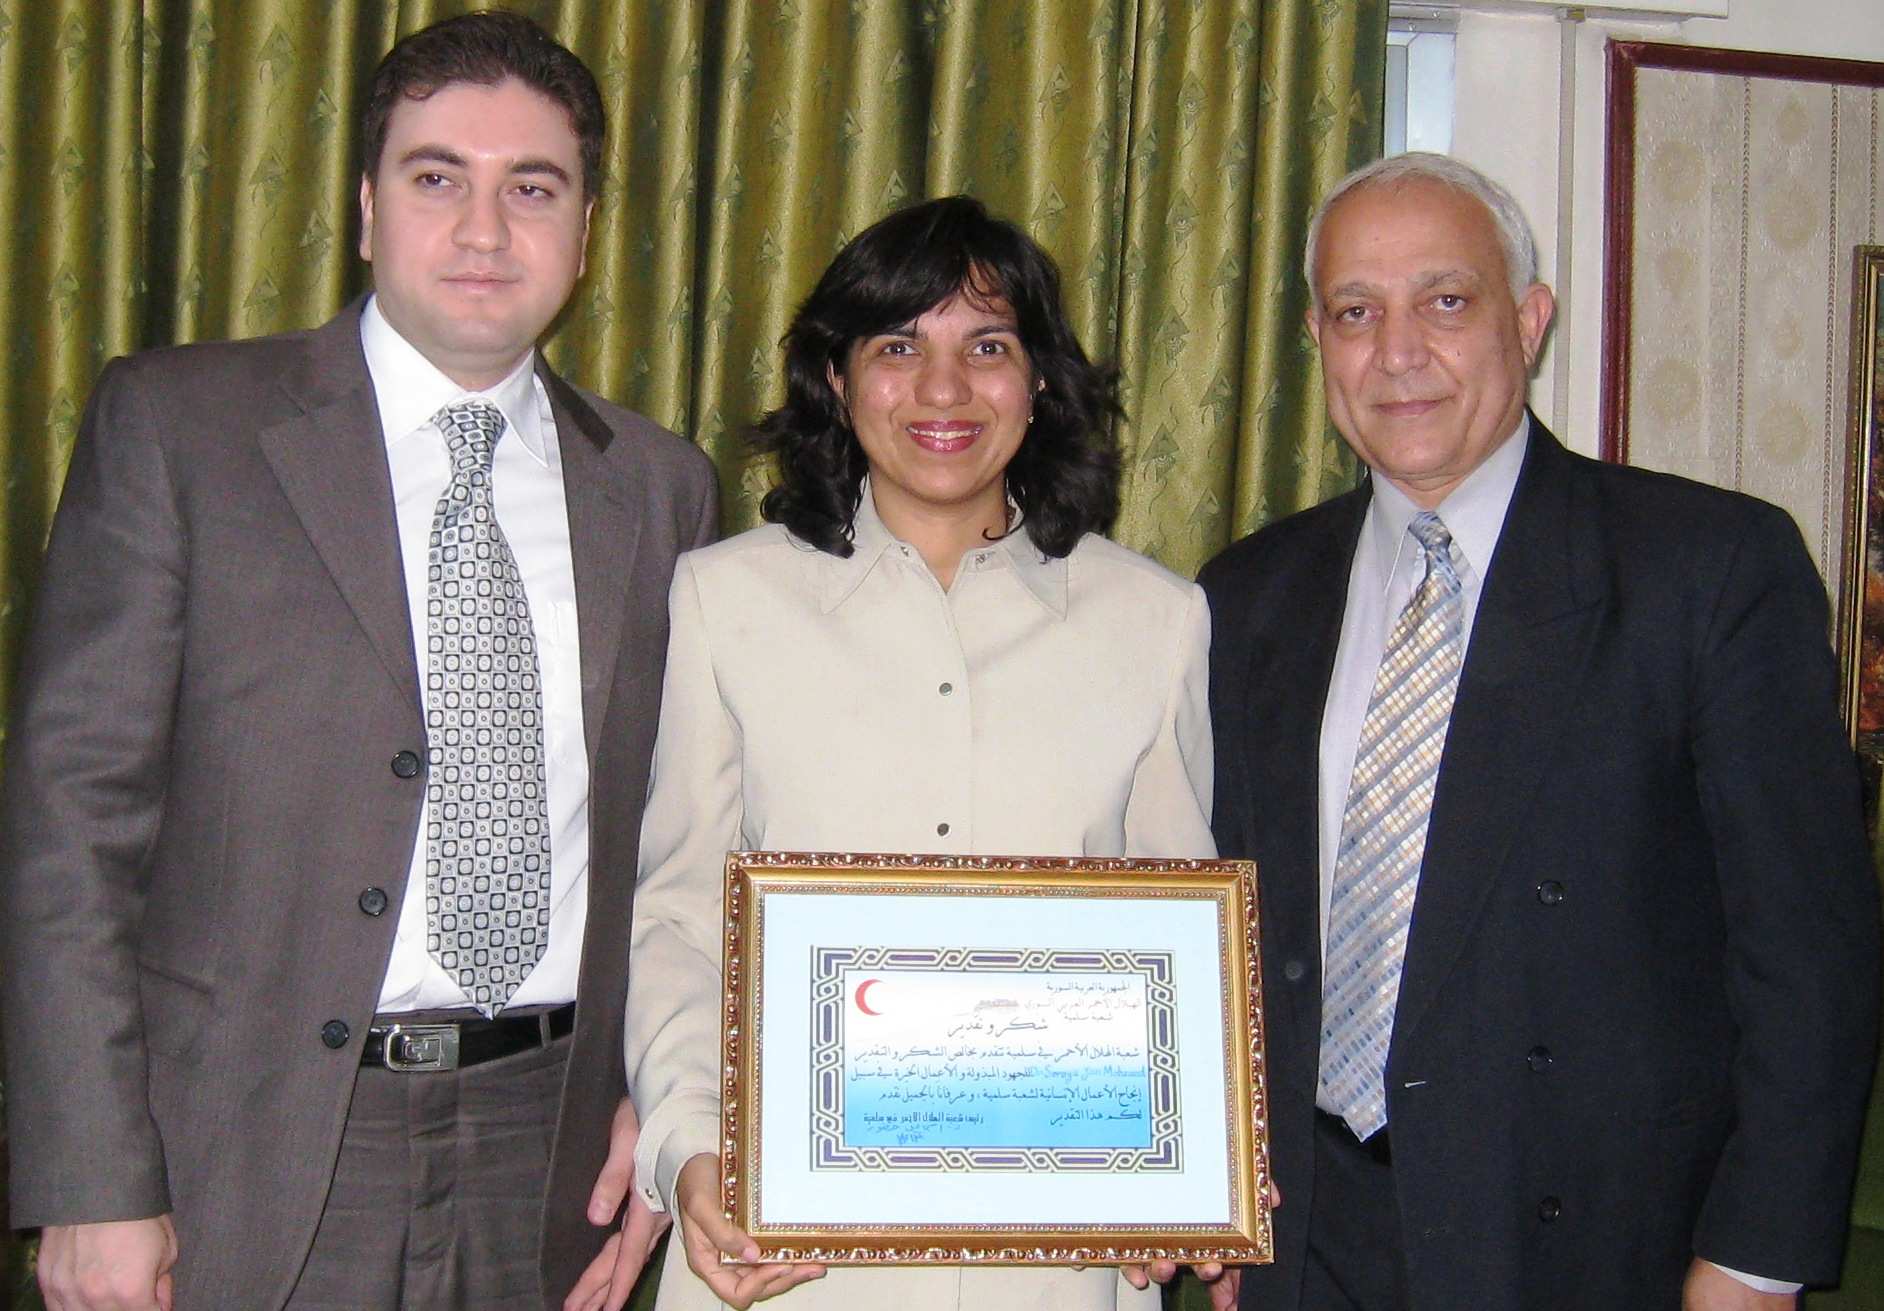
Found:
[1120,1178,1275,1304]
[37,1216,177,1311]
[564,1097,672,1311]
[673,1153,824,1309]
[1682,1259,1799,1310]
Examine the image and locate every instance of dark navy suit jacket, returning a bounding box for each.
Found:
[1204,420,1878,1308]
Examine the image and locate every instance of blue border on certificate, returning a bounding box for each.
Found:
[808,946,1182,1173]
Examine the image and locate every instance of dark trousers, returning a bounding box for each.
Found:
[284,1035,570,1309]
[1300,1110,1409,1311]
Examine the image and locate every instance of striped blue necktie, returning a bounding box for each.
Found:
[1318,510,1464,1140]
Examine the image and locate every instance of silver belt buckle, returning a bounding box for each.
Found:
[381,1023,461,1072]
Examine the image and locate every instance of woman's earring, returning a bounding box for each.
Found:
[1027,410,1035,425]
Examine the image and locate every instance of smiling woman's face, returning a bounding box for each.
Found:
[828,289,1037,537]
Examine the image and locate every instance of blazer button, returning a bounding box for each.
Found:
[358,887,389,917]
[1536,880,1565,905]
[391,750,422,779]
[1537,1195,1562,1222]
[1526,1045,1553,1073]
[320,1019,351,1049]
[1282,959,1307,983]
[939,682,954,696]
[936,822,951,836]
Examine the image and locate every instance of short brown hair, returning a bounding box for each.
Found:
[360,10,606,198]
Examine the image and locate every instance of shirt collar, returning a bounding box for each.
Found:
[817,477,1069,617]
[359,294,550,466]
[997,519,1069,618]
[1362,411,1529,591]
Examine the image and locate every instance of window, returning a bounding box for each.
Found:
[1386,17,1456,155]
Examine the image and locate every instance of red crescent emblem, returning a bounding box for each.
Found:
[854,977,882,1016]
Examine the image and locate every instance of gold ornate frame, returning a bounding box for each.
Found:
[1838,246,1884,752]
[719,851,1273,1266]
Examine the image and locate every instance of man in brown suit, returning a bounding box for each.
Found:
[0,13,713,1310]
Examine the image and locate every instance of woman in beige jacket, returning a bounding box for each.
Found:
[625,196,1218,1311]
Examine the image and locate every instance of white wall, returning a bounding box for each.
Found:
[1446,0,1884,455]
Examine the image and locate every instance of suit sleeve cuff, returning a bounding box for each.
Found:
[633,1092,720,1215]
[1705,1260,1803,1295]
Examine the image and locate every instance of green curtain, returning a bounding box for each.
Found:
[0,0,1384,1305]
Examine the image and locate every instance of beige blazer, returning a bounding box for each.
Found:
[625,489,1213,1311]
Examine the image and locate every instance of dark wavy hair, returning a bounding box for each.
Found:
[361,10,606,199]
[754,196,1121,559]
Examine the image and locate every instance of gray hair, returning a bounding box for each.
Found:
[1302,152,1540,310]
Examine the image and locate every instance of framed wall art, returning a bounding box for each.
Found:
[1838,246,1884,749]
[1601,40,1884,634]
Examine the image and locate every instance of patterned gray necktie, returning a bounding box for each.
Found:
[1318,511,1464,1140]
[424,399,551,1016]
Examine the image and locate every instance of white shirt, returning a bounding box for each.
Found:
[1311,416,1797,1295]
[360,296,589,1012]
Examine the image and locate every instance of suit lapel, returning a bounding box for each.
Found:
[1241,490,1367,1030]
[259,326,649,747]
[257,307,421,715]
[540,362,645,763]
[1392,423,1608,1046]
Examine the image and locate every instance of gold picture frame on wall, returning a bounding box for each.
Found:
[717,851,1273,1267]
[1838,246,1884,751]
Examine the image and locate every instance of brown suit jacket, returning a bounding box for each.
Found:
[0,302,718,1308]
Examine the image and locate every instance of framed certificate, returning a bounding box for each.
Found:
[718,851,1273,1266]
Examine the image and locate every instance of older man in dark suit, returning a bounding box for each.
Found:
[0,13,713,1310]
[1202,153,1878,1310]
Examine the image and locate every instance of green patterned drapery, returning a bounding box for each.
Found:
[0,0,1384,1305]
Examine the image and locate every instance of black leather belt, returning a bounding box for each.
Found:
[362,1002,575,1072]
[1316,1107,1393,1165]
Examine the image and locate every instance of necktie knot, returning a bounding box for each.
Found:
[1408,511,1460,589]
[1407,509,1452,555]
[435,400,505,478]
